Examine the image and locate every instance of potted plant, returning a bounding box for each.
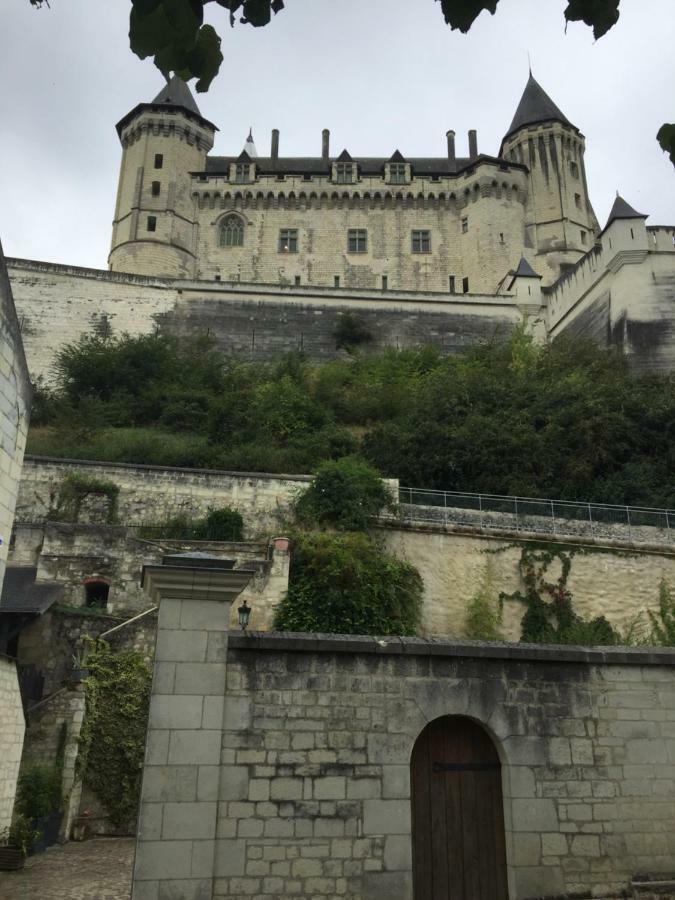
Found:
[0,814,39,870]
[71,809,92,842]
[70,648,90,683]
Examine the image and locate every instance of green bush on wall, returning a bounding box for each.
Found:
[14,764,62,823]
[139,506,244,541]
[295,457,393,531]
[274,532,423,636]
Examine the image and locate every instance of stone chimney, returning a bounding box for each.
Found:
[468,129,478,160]
[322,129,330,161]
[271,129,279,161]
[446,130,456,165]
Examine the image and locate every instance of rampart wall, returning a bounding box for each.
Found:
[6,258,522,383]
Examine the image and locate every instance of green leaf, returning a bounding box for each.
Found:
[657,123,675,167]
[189,24,224,91]
[436,0,499,33]
[564,0,620,40]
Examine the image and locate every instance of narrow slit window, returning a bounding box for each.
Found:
[154,153,163,169]
[462,276,469,293]
[151,181,161,197]
[449,275,456,293]
[147,216,157,232]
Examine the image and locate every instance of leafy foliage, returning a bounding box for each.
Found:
[295,458,393,532]
[50,472,120,524]
[139,505,244,540]
[464,567,502,640]
[563,0,620,39]
[501,546,619,645]
[78,642,151,830]
[657,123,675,166]
[333,313,374,352]
[30,332,675,509]
[14,764,63,821]
[647,579,675,646]
[273,532,423,636]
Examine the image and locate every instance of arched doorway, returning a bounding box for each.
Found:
[410,715,508,899]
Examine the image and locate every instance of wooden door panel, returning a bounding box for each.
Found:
[411,716,508,900]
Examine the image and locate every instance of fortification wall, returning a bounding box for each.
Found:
[546,238,675,375]
[6,258,523,382]
[0,655,24,834]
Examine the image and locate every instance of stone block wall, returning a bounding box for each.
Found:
[16,455,310,537]
[0,655,25,834]
[0,243,31,588]
[210,635,675,900]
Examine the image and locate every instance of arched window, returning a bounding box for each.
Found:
[219,214,244,248]
[84,576,110,609]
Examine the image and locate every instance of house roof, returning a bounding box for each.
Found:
[504,73,573,141]
[203,153,521,178]
[0,567,62,616]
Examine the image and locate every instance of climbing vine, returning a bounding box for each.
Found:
[78,641,151,830]
[50,472,120,524]
[500,545,617,646]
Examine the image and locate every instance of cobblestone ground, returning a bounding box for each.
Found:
[0,837,134,900]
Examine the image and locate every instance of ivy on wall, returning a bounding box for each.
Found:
[500,545,618,646]
[50,472,120,524]
[78,641,151,830]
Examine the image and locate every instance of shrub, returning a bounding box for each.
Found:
[15,764,62,822]
[648,579,675,646]
[464,570,502,641]
[333,313,373,351]
[139,506,244,541]
[295,457,392,531]
[273,532,423,636]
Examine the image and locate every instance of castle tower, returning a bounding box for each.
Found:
[600,194,649,254]
[109,76,216,278]
[500,74,599,282]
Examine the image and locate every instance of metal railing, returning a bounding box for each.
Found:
[398,487,674,546]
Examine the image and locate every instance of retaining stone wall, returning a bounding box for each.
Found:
[210,635,675,900]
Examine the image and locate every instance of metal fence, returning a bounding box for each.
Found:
[398,487,674,546]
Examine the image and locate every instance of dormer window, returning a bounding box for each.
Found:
[235,163,251,184]
[336,162,354,184]
[389,163,407,184]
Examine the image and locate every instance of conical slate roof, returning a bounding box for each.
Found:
[604,194,648,230]
[152,75,202,117]
[505,74,572,139]
[511,256,542,279]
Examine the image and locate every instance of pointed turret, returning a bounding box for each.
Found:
[506,256,543,302]
[109,78,216,279]
[602,194,648,232]
[151,75,203,117]
[500,73,599,282]
[600,194,649,251]
[503,73,572,143]
[243,128,258,159]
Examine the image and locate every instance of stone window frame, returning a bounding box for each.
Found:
[570,161,579,179]
[411,230,431,253]
[347,228,368,253]
[334,162,355,184]
[461,217,469,234]
[234,163,253,184]
[84,576,111,610]
[154,153,163,170]
[387,162,409,185]
[219,213,245,248]
[278,229,299,253]
[151,181,161,197]
[147,216,157,233]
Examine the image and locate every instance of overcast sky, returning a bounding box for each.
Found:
[1,0,673,269]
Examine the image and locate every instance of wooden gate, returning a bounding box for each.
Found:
[410,715,508,899]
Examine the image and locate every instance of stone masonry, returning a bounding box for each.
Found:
[211,635,675,900]
[0,655,25,834]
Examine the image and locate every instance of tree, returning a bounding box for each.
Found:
[28,0,673,163]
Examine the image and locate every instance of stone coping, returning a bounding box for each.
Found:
[228,631,675,667]
[23,454,313,482]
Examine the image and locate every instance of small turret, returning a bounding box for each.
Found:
[501,74,599,283]
[600,194,649,253]
[109,76,217,278]
[506,256,543,303]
